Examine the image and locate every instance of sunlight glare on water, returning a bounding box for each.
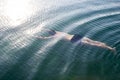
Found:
[1,0,37,26]
[0,0,120,80]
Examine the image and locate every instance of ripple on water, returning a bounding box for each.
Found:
[0,0,120,80]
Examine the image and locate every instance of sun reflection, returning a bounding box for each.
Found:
[2,0,36,26]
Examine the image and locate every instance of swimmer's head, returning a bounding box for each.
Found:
[48,29,56,35]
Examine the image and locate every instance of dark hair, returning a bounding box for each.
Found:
[48,29,56,35]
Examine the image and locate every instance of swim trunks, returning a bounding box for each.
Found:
[70,34,84,44]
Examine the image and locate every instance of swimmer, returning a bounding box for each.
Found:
[34,29,116,51]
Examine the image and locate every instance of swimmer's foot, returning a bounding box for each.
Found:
[109,47,116,53]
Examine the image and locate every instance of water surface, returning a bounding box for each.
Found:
[0,0,120,80]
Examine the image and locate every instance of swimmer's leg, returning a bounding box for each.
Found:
[81,37,115,51]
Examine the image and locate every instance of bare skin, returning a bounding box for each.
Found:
[34,29,115,51]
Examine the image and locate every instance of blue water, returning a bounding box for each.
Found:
[0,0,120,80]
